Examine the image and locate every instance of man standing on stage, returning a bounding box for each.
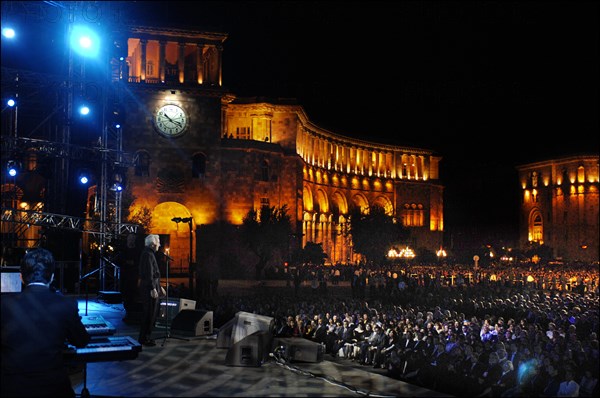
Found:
[138,234,165,346]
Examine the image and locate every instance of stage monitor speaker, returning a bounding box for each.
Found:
[156,298,197,327]
[225,330,273,367]
[216,316,236,349]
[273,337,324,363]
[231,311,275,345]
[171,310,213,337]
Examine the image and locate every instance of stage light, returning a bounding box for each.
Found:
[79,105,90,116]
[70,25,100,58]
[2,27,16,39]
[7,161,19,177]
[7,98,16,107]
[110,173,123,192]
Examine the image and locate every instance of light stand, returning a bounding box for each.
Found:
[157,251,188,346]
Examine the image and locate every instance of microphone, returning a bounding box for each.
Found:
[157,251,174,261]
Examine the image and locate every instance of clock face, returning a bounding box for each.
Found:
[154,104,188,137]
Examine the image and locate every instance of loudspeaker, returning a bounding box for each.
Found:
[273,337,324,363]
[217,311,275,349]
[171,310,213,337]
[156,298,180,326]
[225,331,273,367]
[216,316,236,349]
[231,311,275,345]
[156,298,197,327]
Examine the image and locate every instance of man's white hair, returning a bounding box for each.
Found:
[145,234,160,247]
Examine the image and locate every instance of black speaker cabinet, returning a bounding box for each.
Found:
[273,337,324,363]
[225,331,273,367]
[171,310,213,337]
[156,298,196,327]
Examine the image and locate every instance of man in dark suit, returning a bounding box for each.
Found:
[1,248,91,397]
[138,234,166,346]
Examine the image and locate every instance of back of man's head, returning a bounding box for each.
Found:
[21,248,55,285]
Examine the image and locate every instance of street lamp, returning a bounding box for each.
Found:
[172,217,194,298]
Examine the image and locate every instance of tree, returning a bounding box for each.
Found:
[299,241,327,266]
[127,205,153,234]
[348,204,409,266]
[240,204,292,280]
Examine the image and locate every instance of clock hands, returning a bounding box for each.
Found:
[162,113,183,127]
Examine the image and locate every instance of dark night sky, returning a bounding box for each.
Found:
[4,1,599,244]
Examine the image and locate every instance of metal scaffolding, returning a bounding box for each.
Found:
[1,2,135,291]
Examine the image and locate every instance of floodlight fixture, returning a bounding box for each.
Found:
[2,27,15,39]
[70,25,100,58]
[110,173,123,192]
[7,161,18,177]
[79,105,90,116]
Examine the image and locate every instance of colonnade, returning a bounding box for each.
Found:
[126,34,223,86]
[302,214,353,264]
[297,128,435,181]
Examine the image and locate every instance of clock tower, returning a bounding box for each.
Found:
[118,25,230,286]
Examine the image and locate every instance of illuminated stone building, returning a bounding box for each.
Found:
[111,25,444,274]
[516,154,599,263]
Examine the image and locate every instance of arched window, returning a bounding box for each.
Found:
[531,171,538,188]
[529,211,544,243]
[134,151,150,177]
[192,153,206,178]
[577,165,585,183]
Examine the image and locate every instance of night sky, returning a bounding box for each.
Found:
[3,1,599,246]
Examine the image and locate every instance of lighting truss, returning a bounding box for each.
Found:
[1,207,139,238]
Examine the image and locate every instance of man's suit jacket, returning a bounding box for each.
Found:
[1,285,90,397]
[138,246,161,294]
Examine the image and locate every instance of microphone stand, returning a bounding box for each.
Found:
[158,252,188,346]
[79,267,101,316]
[76,267,101,398]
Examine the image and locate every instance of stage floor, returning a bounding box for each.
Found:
[70,289,452,397]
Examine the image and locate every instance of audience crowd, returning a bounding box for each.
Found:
[199,262,599,397]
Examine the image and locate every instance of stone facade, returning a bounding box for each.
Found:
[516,155,599,263]
[116,25,444,275]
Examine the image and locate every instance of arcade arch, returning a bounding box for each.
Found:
[152,202,194,272]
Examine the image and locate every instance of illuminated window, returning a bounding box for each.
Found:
[530,212,543,242]
[577,165,585,183]
[531,171,538,188]
[236,126,250,140]
[146,61,154,77]
[260,197,269,208]
[401,203,424,227]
